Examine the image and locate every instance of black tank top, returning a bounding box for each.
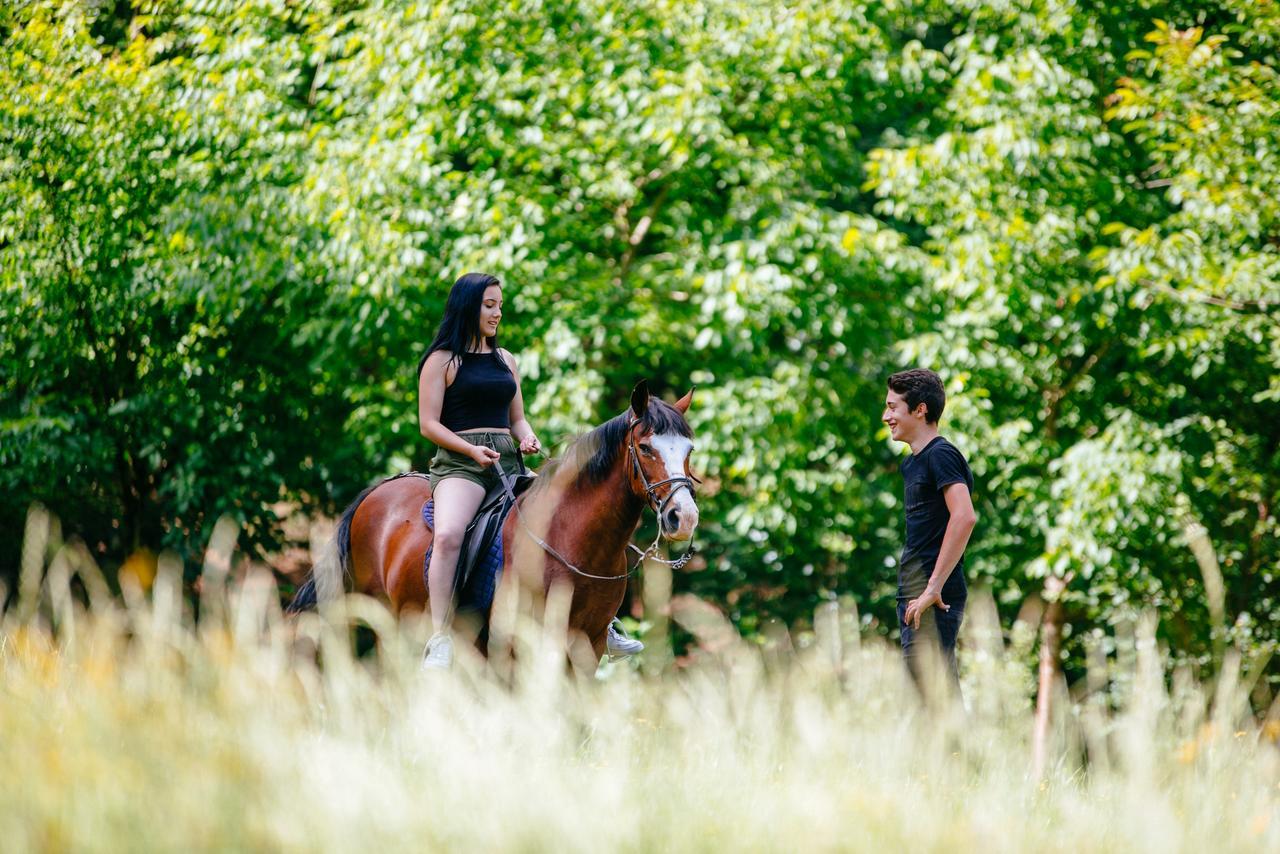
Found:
[439,352,517,431]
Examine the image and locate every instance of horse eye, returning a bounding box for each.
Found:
[639,444,653,455]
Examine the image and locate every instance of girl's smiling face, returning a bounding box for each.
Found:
[479,284,502,340]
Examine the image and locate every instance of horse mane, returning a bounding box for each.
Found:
[526,399,692,499]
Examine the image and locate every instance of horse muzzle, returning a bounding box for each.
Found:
[659,493,699,543]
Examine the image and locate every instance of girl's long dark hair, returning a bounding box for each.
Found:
[418,272,511,379]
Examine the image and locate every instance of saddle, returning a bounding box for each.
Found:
[456,470,536,595]
[422,468,537,614]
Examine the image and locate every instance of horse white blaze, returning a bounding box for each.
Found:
[651,433,699,541]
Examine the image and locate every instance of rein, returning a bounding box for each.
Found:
[495,421,697,582]
[497,464,637,582]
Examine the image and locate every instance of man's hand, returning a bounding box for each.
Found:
[904,588,949,630]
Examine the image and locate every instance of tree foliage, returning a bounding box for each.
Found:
[2,0,1276,692]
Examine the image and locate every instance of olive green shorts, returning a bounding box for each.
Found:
[428,431,524,491]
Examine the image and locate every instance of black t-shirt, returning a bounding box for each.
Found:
[897,436,974,602]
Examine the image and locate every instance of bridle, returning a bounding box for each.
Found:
[625,417,697,523]
[622,417,699,571]
[500,417,699,581]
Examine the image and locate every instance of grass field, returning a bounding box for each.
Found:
[2,512,1278,852]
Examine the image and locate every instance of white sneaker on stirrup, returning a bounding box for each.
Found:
[421,632,454,671]
[606,620,644,657]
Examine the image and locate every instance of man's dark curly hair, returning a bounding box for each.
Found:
[887,368,946,424]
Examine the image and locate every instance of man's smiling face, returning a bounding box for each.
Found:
[882,388,927,444]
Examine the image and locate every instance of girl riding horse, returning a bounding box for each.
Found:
[289,272,696,669]
[416,272,539,668]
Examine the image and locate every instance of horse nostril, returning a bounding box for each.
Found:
[665,508,680,530]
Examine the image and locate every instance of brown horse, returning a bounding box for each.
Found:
[289,381,698,663]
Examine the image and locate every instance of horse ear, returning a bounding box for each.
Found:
[674,387,694,414]
[630,380,650,419]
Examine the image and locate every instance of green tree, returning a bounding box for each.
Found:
[866,0,1279,700]
[2,0,1276,703]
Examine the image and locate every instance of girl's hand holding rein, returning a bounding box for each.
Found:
[519,434,541,455]
[468,444,502,467]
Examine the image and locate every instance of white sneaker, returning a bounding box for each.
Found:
[606,620,644,657]
[422,633,454,671]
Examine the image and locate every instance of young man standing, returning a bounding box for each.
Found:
[882,369,977,696]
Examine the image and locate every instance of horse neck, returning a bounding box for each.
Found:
[549,456,645,570]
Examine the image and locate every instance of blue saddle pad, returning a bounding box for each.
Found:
[421,500,505,615]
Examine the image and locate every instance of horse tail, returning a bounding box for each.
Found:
[285,481,383,613]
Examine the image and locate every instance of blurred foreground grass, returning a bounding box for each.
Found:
[2,507,1278,852]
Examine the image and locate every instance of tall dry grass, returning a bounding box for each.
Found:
[2,506,1277,852]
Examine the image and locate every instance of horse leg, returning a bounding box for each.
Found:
[589,632,609,663]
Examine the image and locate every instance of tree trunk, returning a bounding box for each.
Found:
[1033,575,1067,778]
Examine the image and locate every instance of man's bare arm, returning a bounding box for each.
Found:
[904,483,977,629]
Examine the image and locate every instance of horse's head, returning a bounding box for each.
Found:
[626,381,699,542]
